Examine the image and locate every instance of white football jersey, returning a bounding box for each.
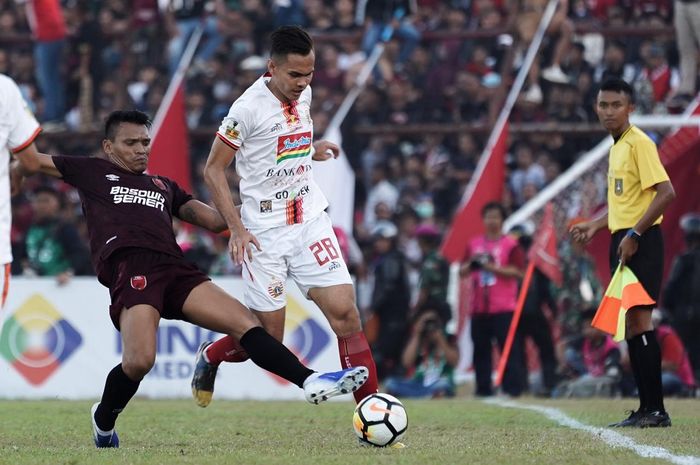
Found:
[216,75,328,230]
[0,74,41,264]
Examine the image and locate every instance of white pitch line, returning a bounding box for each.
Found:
[485,398,700,465]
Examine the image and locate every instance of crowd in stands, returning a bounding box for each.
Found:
[2,0,698,397]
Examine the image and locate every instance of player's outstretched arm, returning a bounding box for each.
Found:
[177,199,227,233]
[13,143,61,178]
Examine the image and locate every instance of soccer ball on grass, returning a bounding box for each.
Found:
[353,393,407,447]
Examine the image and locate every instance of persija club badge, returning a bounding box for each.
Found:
[130,275,148,290]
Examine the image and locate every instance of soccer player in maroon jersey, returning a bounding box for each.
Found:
[14,110,367,448]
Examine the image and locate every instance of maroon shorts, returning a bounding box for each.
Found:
[107,249,210,330]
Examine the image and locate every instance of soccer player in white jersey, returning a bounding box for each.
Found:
[0,73,42,311]
[192,26,379,407]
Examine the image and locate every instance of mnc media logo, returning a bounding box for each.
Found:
[270,297,330,384]
[0,294,82,386]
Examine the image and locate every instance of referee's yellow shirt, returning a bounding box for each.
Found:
[607,125,669,232]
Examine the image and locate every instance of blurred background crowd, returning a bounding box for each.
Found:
[2,0,699,398]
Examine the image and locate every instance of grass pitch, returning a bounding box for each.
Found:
[0,398,699,465]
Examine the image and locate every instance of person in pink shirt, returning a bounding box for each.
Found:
[461,202,527,397]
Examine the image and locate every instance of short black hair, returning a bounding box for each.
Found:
[33,185,64,208]
[270,26,313,61]
[598,78,635,104]
[481,201,507,219]
[104,110,152,140]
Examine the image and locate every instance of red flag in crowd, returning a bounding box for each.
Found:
[528,202,562,286]
[148,83,192,192]
[441,121,508,262]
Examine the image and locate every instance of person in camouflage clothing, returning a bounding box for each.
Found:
[414,224,451,327]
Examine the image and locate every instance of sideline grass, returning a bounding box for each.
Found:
[0,398,698,465]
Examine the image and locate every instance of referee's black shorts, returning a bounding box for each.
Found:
[609,225,663,302]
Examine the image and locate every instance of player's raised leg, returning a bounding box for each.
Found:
[92,304,159,448]
[184,281,367,405]
[309,284,379,403]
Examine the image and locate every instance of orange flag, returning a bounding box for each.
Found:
[592,264,655,341]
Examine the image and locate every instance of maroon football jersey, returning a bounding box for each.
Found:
[52,155,193,285]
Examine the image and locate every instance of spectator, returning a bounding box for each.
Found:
[23,0,67,126]
[413,224,451,325]
[446,70,489,123]
[662,213,700,382]
[593,40,636,84]
[553,309,622,398]
[21,186,91,284]
[364,162,399,231]
[633,41,678,114]
[461,201,527,397]
[509,142,546,207]
[548,82,589,123]
[652,310,697,396]
[670,0,700,109]
[369,221,411,379]
[165,0,223,75]
[557,220,603,338]
[510,224,559,396]
[384,309,459,398]
[514,0,574,98]
[360,0,421,65]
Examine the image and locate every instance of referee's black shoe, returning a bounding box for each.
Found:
[637,410,672,428]
[608,410,644,427]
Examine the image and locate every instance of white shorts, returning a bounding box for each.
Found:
[242,212,353,311]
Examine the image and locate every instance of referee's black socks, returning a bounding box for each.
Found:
[628,331,666,414]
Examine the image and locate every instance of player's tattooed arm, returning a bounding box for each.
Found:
[178,199,228,233]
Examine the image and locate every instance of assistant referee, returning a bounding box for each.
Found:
[570,78,676,428]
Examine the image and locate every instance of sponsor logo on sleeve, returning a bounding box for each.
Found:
[225,121,240,139]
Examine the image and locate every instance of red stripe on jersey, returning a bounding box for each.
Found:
[294,196,304,224]
[216,132,240,151]
[286,200,294,225]
[11,127,41,153]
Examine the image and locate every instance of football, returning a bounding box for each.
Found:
[353,393,408,447]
